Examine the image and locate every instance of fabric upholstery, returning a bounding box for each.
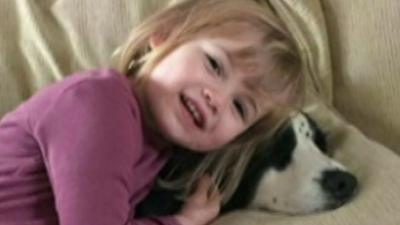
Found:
[321,0,400,154]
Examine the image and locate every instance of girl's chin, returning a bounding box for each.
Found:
[183,141,223,152]
[171,137,213,152]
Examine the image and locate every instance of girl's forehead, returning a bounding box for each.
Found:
[211,37,273,81]
[188,21,265,48]
[206,21,266,45]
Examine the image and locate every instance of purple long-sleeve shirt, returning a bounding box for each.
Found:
[0,69,180,225]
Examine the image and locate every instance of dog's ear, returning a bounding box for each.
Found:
[137,150,205,218]
[136,186,184,217]
[158,149,204,180]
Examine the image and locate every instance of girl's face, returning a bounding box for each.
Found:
[141,33,278,151]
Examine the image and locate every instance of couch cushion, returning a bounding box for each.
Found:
[322,0,400,154]
[270,0,333,106]
[212,101,400,225]
[0,0,168,117]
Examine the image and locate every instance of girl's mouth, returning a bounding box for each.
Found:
[180,94,205,129]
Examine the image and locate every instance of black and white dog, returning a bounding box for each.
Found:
[137,113,358,217]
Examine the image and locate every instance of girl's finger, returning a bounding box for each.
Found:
[208,186,221,204]
[190,175,212,202]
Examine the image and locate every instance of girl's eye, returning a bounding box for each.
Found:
[233,99,246,119]
[206,54,222,76]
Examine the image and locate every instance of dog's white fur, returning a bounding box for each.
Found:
[250,113,351,214]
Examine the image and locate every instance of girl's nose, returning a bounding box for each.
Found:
[202,88,225,115]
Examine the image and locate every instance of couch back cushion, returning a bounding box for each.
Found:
[321,0,400,153]
[0,0,169,117]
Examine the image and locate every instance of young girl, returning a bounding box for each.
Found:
[0,0,303,225]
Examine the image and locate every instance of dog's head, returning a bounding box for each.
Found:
[137,113,359,217]
[226,113,358,214]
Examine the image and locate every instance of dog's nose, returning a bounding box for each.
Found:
[321,169,358,202]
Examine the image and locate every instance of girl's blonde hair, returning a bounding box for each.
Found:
[115,0,304,204]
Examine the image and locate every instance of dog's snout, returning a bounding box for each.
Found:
[321,169,358,203]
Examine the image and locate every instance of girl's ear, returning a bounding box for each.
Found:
[149,32,169,50]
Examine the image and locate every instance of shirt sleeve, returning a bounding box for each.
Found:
[27,73,181,225]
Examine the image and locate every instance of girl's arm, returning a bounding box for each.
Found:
[26,70,181,225]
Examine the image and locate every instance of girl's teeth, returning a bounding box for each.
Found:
[187,101,200,122]
[182,96,203,127]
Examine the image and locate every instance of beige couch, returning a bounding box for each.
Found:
[1,0,399,224]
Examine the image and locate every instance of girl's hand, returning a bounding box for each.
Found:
[175,175,221,225]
